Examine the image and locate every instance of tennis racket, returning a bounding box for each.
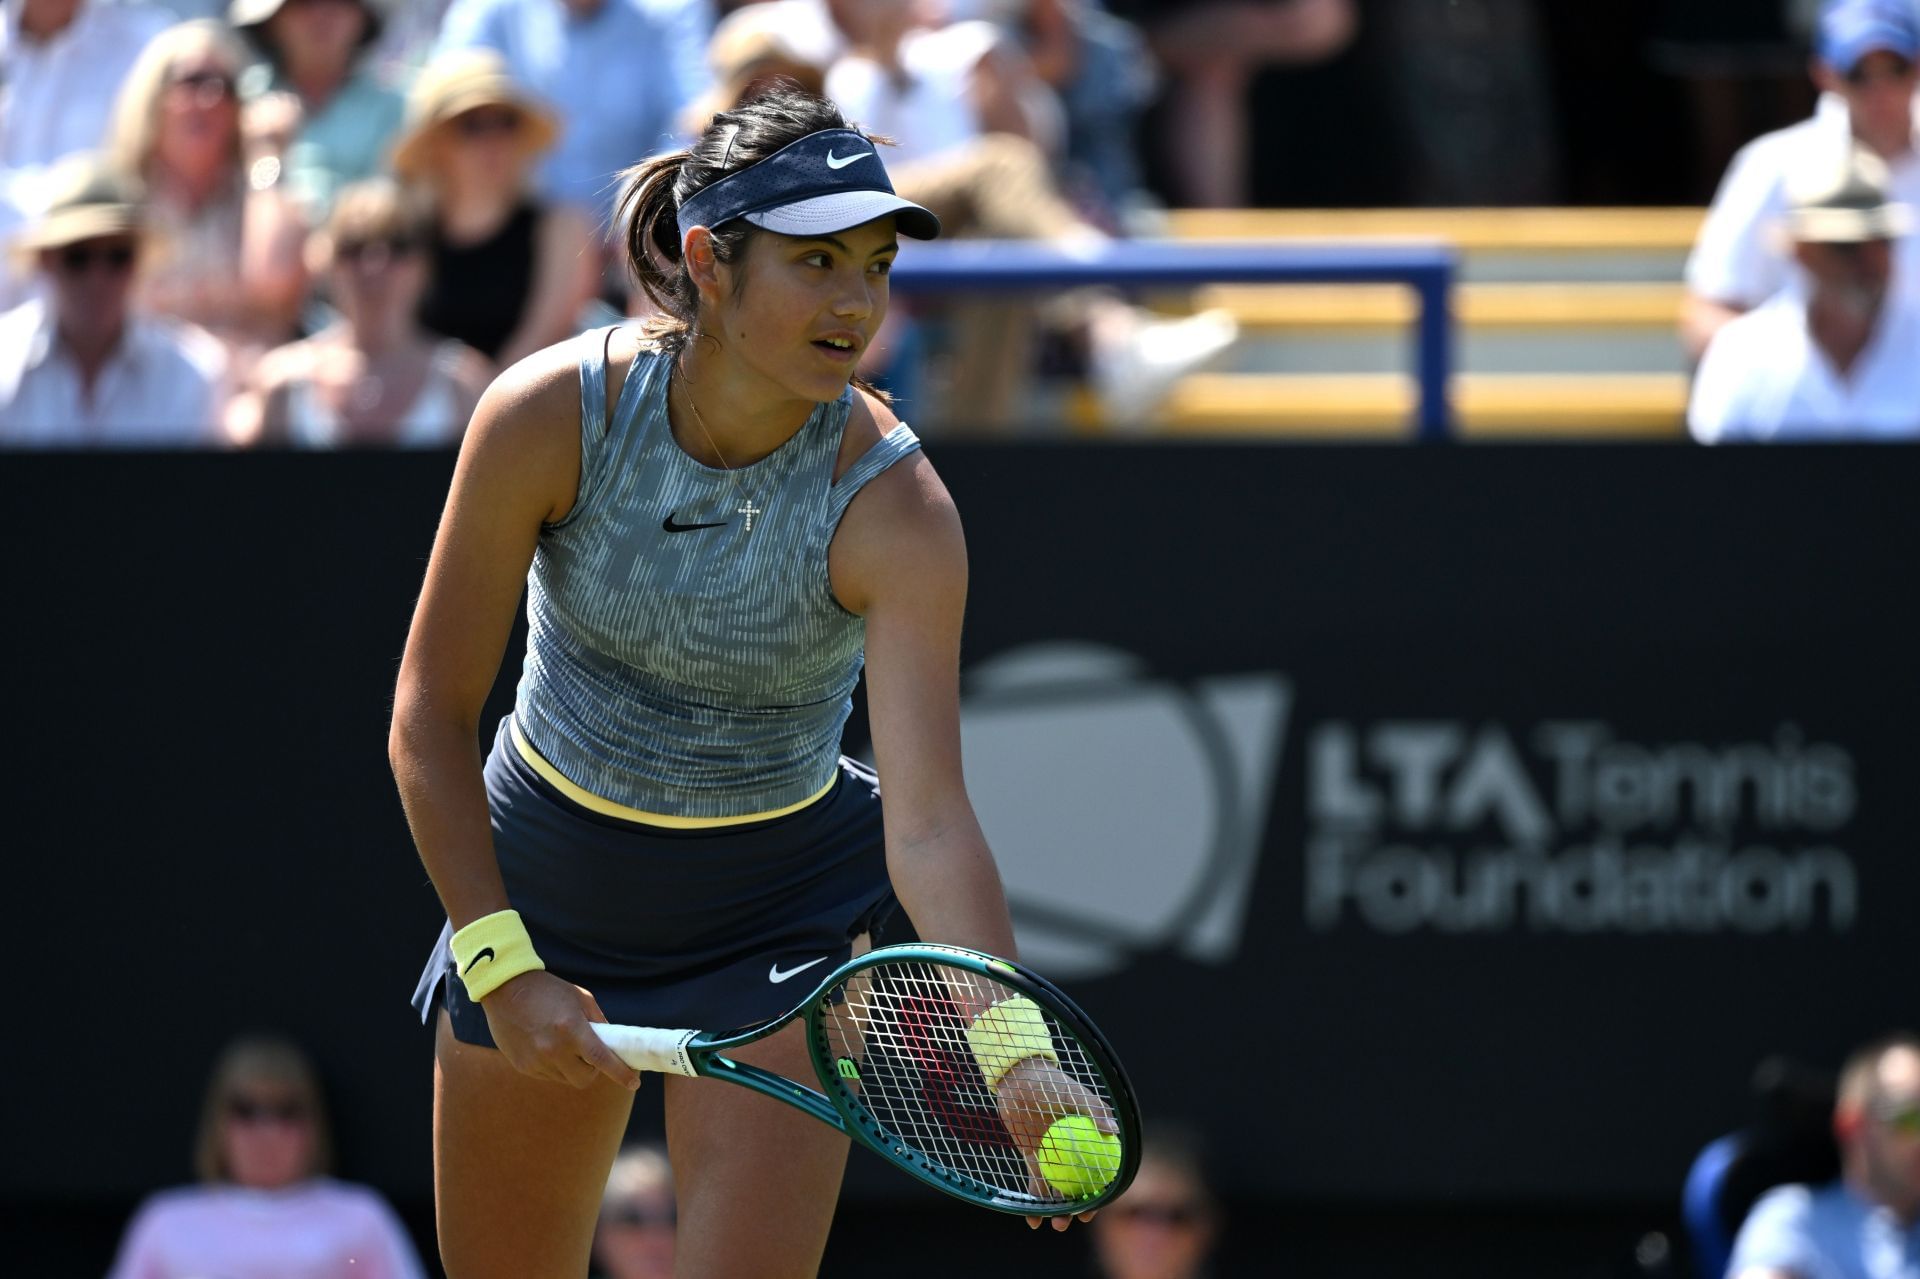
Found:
[590,943,1142,1217]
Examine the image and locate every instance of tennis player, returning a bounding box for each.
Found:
[392,87,1088,1277]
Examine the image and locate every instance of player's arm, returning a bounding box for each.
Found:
[388,347,636,1090]
[831,397,1016,965]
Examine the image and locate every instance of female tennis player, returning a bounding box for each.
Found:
[392,88,1091,1277]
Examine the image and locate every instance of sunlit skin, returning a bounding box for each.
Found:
[1844,1047,1920,1223]
[154,56,240,204]
[434,107,534,227]
[673,214,899,467]
[18,0,81,41]
[219,1087,317,1191]
[1816,48,1919,160]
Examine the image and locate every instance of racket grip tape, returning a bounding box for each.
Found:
[590,1024,701,1077]
[966,996,1060,1092]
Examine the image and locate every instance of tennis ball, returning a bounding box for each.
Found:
[1037,1114,1121,1197]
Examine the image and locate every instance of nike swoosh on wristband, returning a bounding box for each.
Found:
[663,512,728,533]
[769,956,829,983]
[463,947,495,975]
[825,149,872,170]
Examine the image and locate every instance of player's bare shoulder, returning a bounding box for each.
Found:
[459,334,593,527]
[830,389,965,615]
[843,388,959,527]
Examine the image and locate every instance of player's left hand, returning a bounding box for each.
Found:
[993,1056,1117,1232]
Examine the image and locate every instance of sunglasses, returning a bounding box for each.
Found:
[168,69,236,102]
[1844,56,1915,87]
[335,235,421,265]
[226,1096,310,1125]
[453,107,523,138]
[1112,1202,1203,1228]
[55,242,137,275]
[602,1203,677,1229]
[1872,1100,1920,1135]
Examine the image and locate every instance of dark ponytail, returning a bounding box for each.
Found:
[615,86,866,357]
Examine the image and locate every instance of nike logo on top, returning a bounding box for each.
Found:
[663,513,727,533]
[463,947,496,975]
[826,150,872,170]
[769,956,829,984]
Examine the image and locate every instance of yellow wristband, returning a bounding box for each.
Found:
[966,996,1060,1092]
[450,909,545,1003]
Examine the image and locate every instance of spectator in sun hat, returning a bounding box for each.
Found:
[230,0,407,220]
[680,1,830,137]
[0,0,174,306]
[1682,0,1920,360]
[1689,143,1920,442]
[392,48,598,368]
[433,0,715,235]
[0,152,228,447]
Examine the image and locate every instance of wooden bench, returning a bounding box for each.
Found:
[1126,372,1691,438]
[1191,281,1684,333]
[1161,207,1706,252]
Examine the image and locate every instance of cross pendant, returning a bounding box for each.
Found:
[738,499,762,532]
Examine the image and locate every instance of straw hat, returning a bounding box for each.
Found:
[13,154,144,254]
[683,4,829,134]
[389,49,560,181]
[1784,144,1914,243]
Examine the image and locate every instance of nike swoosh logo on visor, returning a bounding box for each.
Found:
[826,150,872,170]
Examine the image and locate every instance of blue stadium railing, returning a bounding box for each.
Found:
[889,240,1459,441]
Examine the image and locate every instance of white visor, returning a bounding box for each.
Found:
[743,190,941,240]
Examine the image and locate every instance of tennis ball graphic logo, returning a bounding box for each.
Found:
[953,643,1290,979]
[1038,1114,1122,1197]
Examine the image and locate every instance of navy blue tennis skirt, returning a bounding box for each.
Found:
[411,717,900,1045]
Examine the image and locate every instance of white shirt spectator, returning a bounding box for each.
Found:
[0,1,170,304]
[0,296,227,447]
[1687,93,1920,309]
[826,21,1005,166]
[1688,281,1920,441]
[0,1,171,179]
[107,1178,426,1279]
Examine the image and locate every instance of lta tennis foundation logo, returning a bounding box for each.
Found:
[1304,721,1860,935]
[953,642,1290,980]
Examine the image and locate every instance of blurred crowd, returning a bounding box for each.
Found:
[1684,0,1920,441]
[105,1028,1231,1278]
[14,0,1920,449]
[0,0,1360,448]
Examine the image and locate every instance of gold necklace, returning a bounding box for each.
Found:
[676,365,762,533]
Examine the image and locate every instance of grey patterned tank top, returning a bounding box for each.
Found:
[512,328,922,817]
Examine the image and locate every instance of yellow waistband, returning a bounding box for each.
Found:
[509,719,835,829]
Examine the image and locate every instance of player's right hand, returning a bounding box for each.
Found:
[480,970,641,1091]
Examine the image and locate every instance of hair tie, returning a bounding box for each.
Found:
[719,124,742,169]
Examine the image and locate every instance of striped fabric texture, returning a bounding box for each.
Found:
[512,328,921,818]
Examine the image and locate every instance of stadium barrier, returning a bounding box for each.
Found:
[11,444,1917,1220]
[890,239,1458,440]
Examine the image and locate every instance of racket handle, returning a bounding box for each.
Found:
[591,1023,701,1077]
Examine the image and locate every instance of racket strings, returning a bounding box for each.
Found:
[821,962,1115,1205]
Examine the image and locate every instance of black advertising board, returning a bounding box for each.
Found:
[5,445,1914,1209]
